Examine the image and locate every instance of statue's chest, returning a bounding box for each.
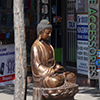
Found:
[41,42,54,66]
[41,42,53,58]
[43,43,53,59]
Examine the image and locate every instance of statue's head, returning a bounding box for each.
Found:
[37,19,52,36]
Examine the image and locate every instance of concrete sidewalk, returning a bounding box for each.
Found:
[0,83,33,100]
[0,83,100,100]
[74,87,100,100]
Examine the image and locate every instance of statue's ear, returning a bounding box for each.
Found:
[39,30,42,35]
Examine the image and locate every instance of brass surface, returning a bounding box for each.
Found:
[33,82,78,100]
[31,19,76,88]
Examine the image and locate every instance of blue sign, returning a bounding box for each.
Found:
[77,16,88,24]
[77,14,88,75]
[52,6,56,14]
[95,59,100,66]
[95,49,100,70]
[77,25,88,41]
[6,32,11,39]
[68,22,76,28]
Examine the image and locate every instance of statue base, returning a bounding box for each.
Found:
[33,82,78,100]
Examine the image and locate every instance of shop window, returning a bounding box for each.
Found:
[66,0,77,67]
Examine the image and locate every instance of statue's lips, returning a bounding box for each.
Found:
[47,36,51,40]
[46,37,50,40]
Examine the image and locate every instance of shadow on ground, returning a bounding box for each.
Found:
[0,83,33,96]
[77,87,100,100]
[0,84,14,95]
[0,84,100,100]
[26,83,33,96]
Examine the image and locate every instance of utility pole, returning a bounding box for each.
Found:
[13,0,27,100]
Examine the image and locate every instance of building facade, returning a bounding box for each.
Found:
[0,0,99,86]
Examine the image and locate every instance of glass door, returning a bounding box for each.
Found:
[66,0,77,67]
[50,0,62,64]
[37,0,62,64]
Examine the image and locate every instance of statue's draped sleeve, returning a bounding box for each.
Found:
[31,40,54,82]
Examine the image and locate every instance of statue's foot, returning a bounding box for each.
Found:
[44,74,64,88]
[66,72,76,83]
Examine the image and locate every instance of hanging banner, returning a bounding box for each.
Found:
[88,0,99,79]
[0,44,15,86]
[77,14,88,75]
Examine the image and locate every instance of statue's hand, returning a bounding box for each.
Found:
[54,64,66,73]
[50,68,55,75]
[48,58,55,66]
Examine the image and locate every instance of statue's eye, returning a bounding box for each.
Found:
[45,30,52,34]
[46,31,50,34]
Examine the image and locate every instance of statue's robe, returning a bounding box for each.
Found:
[31,39,66,88]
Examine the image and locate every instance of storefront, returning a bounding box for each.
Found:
[1,0,99,86]
[0,0,14,86]
[0,0,86,85]
[0,0,37,85]
[62,0,92,86]
[64,0,99,86]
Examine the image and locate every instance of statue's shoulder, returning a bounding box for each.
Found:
[32,39,39,46]
[32,39,42,49]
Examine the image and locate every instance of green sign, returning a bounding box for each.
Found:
[88,0,99,79]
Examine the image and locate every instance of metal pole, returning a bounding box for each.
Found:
[62,0,67,66]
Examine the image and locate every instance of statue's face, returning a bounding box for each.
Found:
[41,29,52,41]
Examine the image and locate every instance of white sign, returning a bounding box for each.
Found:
[67,14,76,29]
[0,44,15,86]
[77,14,88,75]
[42,0,48,4]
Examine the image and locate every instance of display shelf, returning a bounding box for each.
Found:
[0,26,13,29]
[25,26,36,28]
[0,9,13,12]
[0,0,37,67]
[25,9,37,13]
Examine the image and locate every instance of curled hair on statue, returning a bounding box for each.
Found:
[37,19,52,36]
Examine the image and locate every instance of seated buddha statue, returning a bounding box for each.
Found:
[31,19,76,88]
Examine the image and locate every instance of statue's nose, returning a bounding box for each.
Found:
[49,32,51,36]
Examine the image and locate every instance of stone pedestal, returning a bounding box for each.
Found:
[33,82,78,100]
